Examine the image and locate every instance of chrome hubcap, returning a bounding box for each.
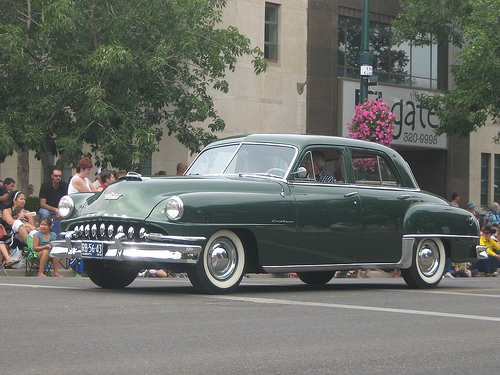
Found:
[417,241,440,277]
[207,237,237,281]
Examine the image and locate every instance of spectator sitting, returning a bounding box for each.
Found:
[96,169,116,191]
[451,262,476,277]
[68,157,97,194]
[0,242,20,268]
[483,202,500,227]
[450,192,460,207]
[27,184,35,197]
[32,217,62,277]
[39,166,68,220]
[2,191,38,245]
[0,177,15,212]
[93,167,103,189]
[177,163,188,176]
[471,226,500,277]
[467,201,479,221]
[115,170,127,180]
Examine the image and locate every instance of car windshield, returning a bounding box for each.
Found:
[187,143,296,178]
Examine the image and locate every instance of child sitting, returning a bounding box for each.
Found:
[11,207,37,243]
[32,217,62,277]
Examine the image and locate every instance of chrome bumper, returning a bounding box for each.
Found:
[49,231,203,264]
[476,245,489,259]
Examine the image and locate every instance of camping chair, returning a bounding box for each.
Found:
[23,236,52,277]
[0,253,8,276]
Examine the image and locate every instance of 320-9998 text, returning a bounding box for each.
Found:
[402,132,438,145]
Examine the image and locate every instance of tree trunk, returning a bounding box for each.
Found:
[17,150,30,194]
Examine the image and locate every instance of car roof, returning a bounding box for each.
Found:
[205,134,419,188]
[208,134,398,155]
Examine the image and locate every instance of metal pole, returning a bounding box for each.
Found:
[360,0,370,103]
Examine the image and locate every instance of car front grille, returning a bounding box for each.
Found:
[66,221,164,242]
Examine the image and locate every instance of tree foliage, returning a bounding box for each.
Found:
[0,0,266,169]
[393,0,500,139]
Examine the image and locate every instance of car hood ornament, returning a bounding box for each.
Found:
[104,192,123,200]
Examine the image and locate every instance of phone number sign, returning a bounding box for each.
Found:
[341,80,447,149]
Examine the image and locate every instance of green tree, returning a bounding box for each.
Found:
[0,0,266,176]
[393,0,500,139]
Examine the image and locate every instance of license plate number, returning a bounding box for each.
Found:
[81,241,104,258]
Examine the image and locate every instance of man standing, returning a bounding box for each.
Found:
[39,167,68,220]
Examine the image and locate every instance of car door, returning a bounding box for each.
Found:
[290,147,361,265]
[349,148,415,263]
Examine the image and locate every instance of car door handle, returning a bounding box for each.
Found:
[344,192,358,198]
[398,194,411,200]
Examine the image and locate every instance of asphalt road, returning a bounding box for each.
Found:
[1,274,499,375]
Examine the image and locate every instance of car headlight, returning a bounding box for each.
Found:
[165,196,184,221]
[58,195,75,218]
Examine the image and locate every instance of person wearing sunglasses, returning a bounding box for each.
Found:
[39,166,68,221]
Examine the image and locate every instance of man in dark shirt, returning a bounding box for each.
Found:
[39,167,68,220]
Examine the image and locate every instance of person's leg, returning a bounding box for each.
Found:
[12,220,29,245]
[38,208,51,220]
[0,243,16,264]
[490,254,500,275]
[52,257,62,277]
[37,249,50,277]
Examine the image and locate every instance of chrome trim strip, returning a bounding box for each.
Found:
[262,262,402,273]
[403,234,479,240]
[49,235,202,264]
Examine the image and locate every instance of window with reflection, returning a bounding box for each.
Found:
[338,16,438,89]
[351,151,398,187]
[265,3,279,62]
[296,149,345,184]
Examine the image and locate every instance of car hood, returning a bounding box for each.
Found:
[72,175,288,221]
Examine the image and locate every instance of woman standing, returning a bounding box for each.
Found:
[68,157,97,194]
[1,190,38,245]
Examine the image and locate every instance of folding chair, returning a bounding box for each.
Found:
[23,236,52,277]
[0,257,8,276]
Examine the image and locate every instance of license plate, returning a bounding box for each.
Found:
[81,241,104,258]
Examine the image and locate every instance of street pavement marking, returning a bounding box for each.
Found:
[390,288,500,298]
[0,283,81,290]
[209,295,500,322]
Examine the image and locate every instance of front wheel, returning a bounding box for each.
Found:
[84,259,139,289]
[402,238,445,289]
[187,230,246,294]
[297,271,335,285]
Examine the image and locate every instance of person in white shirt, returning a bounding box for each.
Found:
[68,157,97,195]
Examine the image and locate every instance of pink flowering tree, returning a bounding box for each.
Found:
[347,99,396,172]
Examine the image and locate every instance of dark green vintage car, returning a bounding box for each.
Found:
[51,134,487,293]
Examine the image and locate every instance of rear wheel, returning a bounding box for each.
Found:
[84,259,139,289]
[402,238,445,289]
[188,230,246,294]
[297,271,335,285]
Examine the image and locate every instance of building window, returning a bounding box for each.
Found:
[495,155,500,203]
[265,3,279,62]
[338,16,438,89]
[481,153,490,206]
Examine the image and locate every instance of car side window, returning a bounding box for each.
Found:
[295,149,345,184]
[351,150,398,187]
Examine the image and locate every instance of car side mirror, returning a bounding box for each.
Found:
[291,166,308,179]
